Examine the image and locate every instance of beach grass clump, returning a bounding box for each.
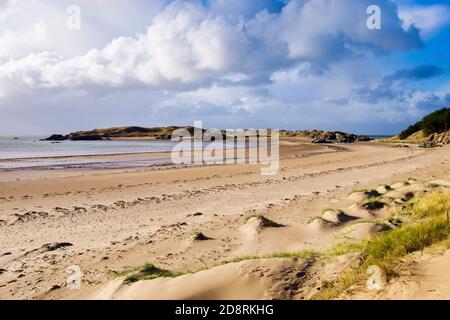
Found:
[221,250,317,265]
[316,193,450,299]
[270,250,318,259]
[123,263,182,283]
[327,242,364,257]
[411,192,450,220]
[362,217,449,277]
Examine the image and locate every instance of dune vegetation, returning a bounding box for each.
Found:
[315,191,450,299]
[115,188,450,299]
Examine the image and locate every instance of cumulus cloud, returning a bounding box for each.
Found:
[207,0,286,18]
[0,0,422,94]
[0,0,168,59]
[399,4,450,37]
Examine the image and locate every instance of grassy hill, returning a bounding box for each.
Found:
[389,108,450,146]
[44,126,197,141]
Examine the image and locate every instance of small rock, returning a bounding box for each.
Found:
[42,242,73,252]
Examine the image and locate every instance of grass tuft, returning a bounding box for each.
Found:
[221,250,317,265]
[316,192,450,299]
[411,192,450,220]
[123,263,182,283]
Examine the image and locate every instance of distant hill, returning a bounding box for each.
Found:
[392,108,450,146]
[43,126,196,141]
[44,127,371,143]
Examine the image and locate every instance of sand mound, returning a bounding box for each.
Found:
[347,192,367,202]
[347,190,381,201]
[350,249,450,300]
[93,258,312,300]
[345,203,389,219]
[190,232,212,241]
[240,216,284,240]
[391,181,409,189]
[245,216,283,229]
[376,185,392,195]
[344,222,389,240]
[309,217,339,231]
[430,179,450,187]
[322,210,359,224]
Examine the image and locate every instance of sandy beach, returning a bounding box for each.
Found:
[1,138,449,300]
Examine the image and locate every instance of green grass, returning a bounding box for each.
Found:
[327,242,364,257]
[221,250,318,265]
[118,192,450,292]
[315,213,450,299]
[363,217,449,276]
[122,263,183,284]
[411,192,450,220]
[119,250,318,284]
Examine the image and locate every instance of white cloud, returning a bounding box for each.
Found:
[0,0,168,59]
[399,4,450,37]
[0,0,422,94]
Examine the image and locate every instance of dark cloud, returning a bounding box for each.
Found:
[415,93,450,110]
[355,64,446,104]
[388,64,445,81]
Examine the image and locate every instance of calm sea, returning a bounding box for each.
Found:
[0,136,185,159]
[0,136,249,170]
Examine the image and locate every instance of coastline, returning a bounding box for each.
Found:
[0,137,336,172]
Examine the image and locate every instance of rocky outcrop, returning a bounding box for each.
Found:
[300,130,371,144]
[423,131,450,145]
[42,134,66,141]
[44,126,257,142]
[43,126,192,141]
[43,127,371,143]
[385,130,450,147]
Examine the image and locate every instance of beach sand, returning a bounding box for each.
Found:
[1,138,449,300]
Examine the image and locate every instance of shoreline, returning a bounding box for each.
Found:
[0,138,343,172]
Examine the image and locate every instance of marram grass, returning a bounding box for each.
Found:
[315,193,450,299]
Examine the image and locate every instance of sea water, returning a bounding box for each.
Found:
[0,136,251,170]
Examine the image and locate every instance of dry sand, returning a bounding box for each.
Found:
[0,138,449,300]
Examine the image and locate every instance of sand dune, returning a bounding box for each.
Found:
[92,258,312,300]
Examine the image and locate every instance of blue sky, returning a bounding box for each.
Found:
[0,0,449,135]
